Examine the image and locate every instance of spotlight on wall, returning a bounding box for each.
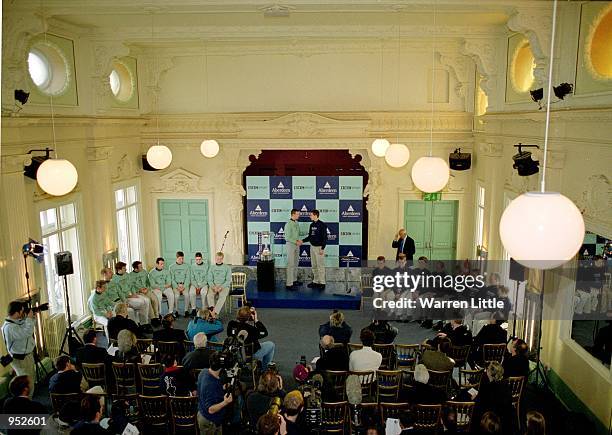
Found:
[530,88,544,109]
[141,155,160,172]
[23,148,51,180]
[15,89,30,105]
[553,82,573,100]
[512,143,539,177]
[449,148,471,171]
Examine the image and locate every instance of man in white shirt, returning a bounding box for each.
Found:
[349,328,382,372]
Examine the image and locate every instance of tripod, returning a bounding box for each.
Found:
[59,274,83,356]
[22,254,49,383]
[532,273,552,393]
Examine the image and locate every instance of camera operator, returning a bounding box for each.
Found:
[197,352,233,434]
[227,306,275,369]
[2,301,36,397]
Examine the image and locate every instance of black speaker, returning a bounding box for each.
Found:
[55,251,74,276]
[449,149,471,171]
[509,258,526,282]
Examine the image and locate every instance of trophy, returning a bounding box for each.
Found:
[257,231,275,261]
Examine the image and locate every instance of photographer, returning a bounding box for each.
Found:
[281,390,307,435]
[247,370,286,427]
[227,306,275,369]
[187,307,224,341]
[2,301,36,397]
[197,352,233,434]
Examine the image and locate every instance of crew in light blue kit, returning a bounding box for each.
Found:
[189,252,210,317]
[207,252,232,315]
[169,251,191,318]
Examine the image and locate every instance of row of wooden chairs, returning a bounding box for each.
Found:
[107,338,224,361]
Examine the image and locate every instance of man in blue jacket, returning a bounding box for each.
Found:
[300,209,328,290]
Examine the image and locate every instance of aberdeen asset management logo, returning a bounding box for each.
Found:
[271,181,291,195]
[274,226,285,242]
[318,181,338,196]
[249,204,268,218]
[341,204,360,219]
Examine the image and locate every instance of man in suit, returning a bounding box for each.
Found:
[316,335,349,371]
[300,210,328,290]
[75,329,110,369]
[392,228,416,262]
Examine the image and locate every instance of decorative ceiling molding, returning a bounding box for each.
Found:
[92,41,131,113]
[1,154,32,174]
[86,146,114,162]
[112,153,141,182]
[575,174,612,227]
[138,55,175,114]
[151,167,212,193]
[460,37,500,99]
[478,142,504,157]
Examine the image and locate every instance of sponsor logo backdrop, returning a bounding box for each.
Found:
[246,176,363,266]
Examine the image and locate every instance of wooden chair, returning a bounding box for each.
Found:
[348,343,363,353]
[321,401,348,433]
[191,368,203,383]
[183,340,195,354]
[482,343,506,364]
[427,369,451,398]
[137,363,164,395]
[138,395,169,432]
[395,344,420,370]
[446,345,471,369]
[349,402,379,434]
[507,376,525,430]
[228,272,248,314]
[349,370,376,402]
[379,402,410,425]
[360,274,373,311]
[113,394,141,428]
[81,362,107,390]
[112,362,137,395]
[50,392,81,415]
[324,370,348,401]
[136,338,155,361]
[376,370,402,402]
[372,343,395,370]
[169,395,198,433]
[206,341,224,352]
[445,401,475,433]
[413,404,442,433]
[157,341,182,359]
[458,368,484,391]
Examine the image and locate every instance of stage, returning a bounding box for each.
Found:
[245,279,362,310]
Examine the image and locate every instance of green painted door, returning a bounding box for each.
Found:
[158,199,211,265]
[404,200,458,260]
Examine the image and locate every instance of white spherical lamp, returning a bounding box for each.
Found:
[384,143,410,168]
[371,138,390,157]
[200,139,219,158]
[411,156,450,193]
[499,192,584,270]
[146,145,172,170]
[36,158,78,196]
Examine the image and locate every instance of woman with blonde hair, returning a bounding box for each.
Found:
[114,329,141,364]
[318,310,352,344]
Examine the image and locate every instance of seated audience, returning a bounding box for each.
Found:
[421,337,455,372]
[76,329,110,368]
[364,319,398,344]
[318,311,352,344]
[49,355,83,394]
[503,338,530,378]
[71,395,111,434]
[405,364,444,405]
[525,410,546,435]
[228,306,275,368]
[153,313,187,360]
[186,307,224,341]
[471,318,507,367]
[478,411,502,435]
[442,406,458,434]
[281,390,306,435]
[2,376,46,435]
[197,352,234,433]
[257,413,285,435]
[113,329,141,364]
[349,329,382,372]
[182,332,214,371]
[247,370,285,427]
[437,319,473,347]
[398,411,417,434]
[107,302,140,340]
[160,353,193,396]
[371,256,393,279]
[473,362,514,433]
[316,335,349,371]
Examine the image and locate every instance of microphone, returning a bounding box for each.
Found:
[345,374,362,405]
[311,373,324,390]
[224,231,230,236]
[236,329,248,344]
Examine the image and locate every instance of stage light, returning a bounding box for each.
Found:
[530,88,543,104]
[553,82,573,100]
[449,148,471,171]
[411,156,450,193]
[384,143,410,168]
[371,138,390,157]
[36,158,78,196]
[499,192,584,269]
[512,143,539,177]
[14,89,29,105]
[146,145,172,170]
[200,139,219,158]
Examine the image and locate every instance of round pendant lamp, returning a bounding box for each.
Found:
[146,145,172,170]
[37,158,78,196]
[200,139,220,158]
[411,156,450,193]
[371,138,390,157]
[384,143,410,168]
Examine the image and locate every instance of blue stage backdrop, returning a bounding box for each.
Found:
[246,176,363,267]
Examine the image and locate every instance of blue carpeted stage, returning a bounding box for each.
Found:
[245,279,361,310]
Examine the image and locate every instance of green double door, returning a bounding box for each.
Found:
[404,200,458,260]
[158,199,211,265]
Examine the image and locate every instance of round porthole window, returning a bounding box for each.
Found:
[587,4,612,79]
[511,40,536,93]
[108,61,134,102]
[27,43,70,96]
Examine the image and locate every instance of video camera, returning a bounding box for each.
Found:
[24,302,49,315]
[218,330,249,392]
[298,373,323,429]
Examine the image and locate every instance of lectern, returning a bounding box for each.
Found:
[256,231,275,291]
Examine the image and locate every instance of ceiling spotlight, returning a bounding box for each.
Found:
[449,148,471,171]
[530,88,543,106]
[512,143,539,177]
[553,82,573,100]
[14,89,30,105]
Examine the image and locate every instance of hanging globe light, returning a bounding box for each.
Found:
[200,139,219,158]
[499,192,584,269]
[384,143,410,168]
[36,158,78,196]
[146,145,172,170]
[371,138,390,157]
[411,156,450,193]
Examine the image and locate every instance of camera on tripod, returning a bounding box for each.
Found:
[298,373,323,429]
